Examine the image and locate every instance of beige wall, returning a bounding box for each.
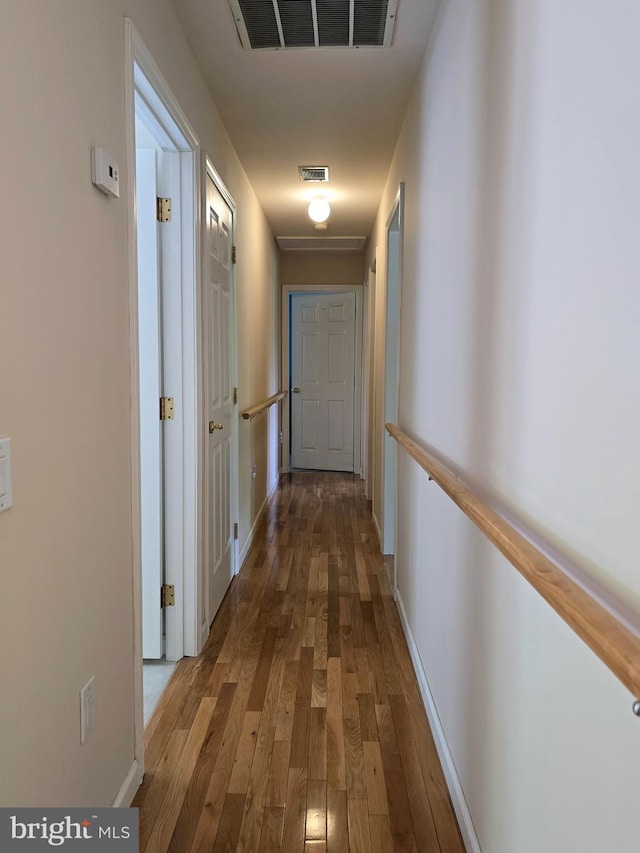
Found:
[0,0,277,806]
[279,250,364,287]
[368,0,640,850]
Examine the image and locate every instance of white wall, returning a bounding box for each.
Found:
[368,0,640,850]
[0,0,277,806]
[280,250,365,287]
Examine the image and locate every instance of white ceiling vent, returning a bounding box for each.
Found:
[299,165,330,182]
[229,0,398,50]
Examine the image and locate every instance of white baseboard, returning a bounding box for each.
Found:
[239,476,280,567]
[395,590,481,853]
[198,617,209,655]
[372,509,382,548]
[112,759,143,807]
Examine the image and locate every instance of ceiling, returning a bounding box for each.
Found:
[172,0,440,240]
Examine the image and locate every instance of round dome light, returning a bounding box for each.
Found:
[308,197,330,223]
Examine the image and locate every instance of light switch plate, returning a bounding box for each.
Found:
[0,437,12,512]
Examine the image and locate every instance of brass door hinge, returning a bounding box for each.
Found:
[161,584,175,607]
[232,245,237,264]
[233,387,238,405]
[157,197,172,222]
[233,523,239,540]
[160,397,174,420]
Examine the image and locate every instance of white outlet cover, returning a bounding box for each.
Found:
[0,438,12,512]
[80,675,96,744]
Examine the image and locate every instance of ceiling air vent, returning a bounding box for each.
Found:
[299,165,330,182]
[229,0,398,50]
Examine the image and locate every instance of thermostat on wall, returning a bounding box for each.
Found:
[92,147,120,198]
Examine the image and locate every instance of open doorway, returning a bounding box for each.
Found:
[134,124,179,722]
[363,256,376,499]
[381,185,404,577]
[125,21,200,744]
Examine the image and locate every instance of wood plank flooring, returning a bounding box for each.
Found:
[134,473,465,852]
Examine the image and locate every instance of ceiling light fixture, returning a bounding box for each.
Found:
[308,197,330,224]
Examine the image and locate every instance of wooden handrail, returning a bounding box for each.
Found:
[241,391,287,421]
[386,422,640,703]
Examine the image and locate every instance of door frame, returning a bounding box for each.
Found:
[201,157,240,647]
[125,19,201,779]
[363,254,376,499]
[380,184,404,573]
[281,284,363,474]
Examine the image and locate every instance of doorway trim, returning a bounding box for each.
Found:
[363,254,376,500]
[281,284,363,474]
[124,18,201,785]
[381,184,404,573]
[201,157,240,649]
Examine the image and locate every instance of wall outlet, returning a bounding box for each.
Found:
[251,464,257,479]
[80,676,96,744]
[0,437,12,512]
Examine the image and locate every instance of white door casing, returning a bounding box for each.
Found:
[127,18,201,788]
[381,184,404,570]
[291,291,356,471]
[204,172,236,627]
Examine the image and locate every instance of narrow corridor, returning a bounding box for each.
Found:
[134,473,464,852]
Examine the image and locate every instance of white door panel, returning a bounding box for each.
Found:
[204,176,235,626]
[291,292,356,471]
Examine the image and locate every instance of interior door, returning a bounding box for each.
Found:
[137,147,163,658]
[291,291,356,471]
[204,174,235,625]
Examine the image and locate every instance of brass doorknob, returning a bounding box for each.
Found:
[209,421,224,432]
[292,387,301,393]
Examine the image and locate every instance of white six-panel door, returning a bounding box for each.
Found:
[291,291,356,471]
[204,175,235,626]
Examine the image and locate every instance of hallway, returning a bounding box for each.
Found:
[134,473,464,852]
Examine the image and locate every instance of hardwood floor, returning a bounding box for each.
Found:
[134,473,465,852]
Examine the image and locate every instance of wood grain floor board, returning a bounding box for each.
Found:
[389,694,442,852]
[282,767,308,851]
[347,799,372,853]
[326,790,349,853]
[265,739,292,808]
[142,697,216,853]
[258,807,285,852]
[368,814,395,853]
[212,793,246,853]
[379,738,415,842]
[358,693,379,742]
[134,473,463,852]
[306,778,327,842]
[343,716,366,800]
[167,682,236,853]
[138,730,189,852]
[308,707,327,781]
[289,647,314,769]
[311,669,327,708]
